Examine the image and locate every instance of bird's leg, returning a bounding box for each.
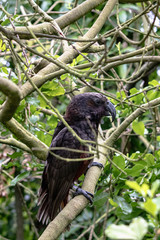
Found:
[88,162,104,169]
[72,162,103,204]
[72,185,93,204]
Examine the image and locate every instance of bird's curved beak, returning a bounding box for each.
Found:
[105,101,116,122]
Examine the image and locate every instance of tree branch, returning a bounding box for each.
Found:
[84,0,118,39]
[0,77,22,122]
[0,138,32,153]
[3,118,48,160]
[7,0,105,39]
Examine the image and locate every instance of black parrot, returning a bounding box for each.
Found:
[37,92,116,224]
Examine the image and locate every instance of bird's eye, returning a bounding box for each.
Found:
[94,98,102,106]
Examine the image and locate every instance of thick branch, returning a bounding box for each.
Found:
[6,0,149,40]
[0,77,22,122]
[84,0,118,39]
[103,56,160,72]
[8,0,105,39]
[3,118,48,160]
[0,138,32,153]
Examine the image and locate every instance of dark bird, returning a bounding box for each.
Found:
[37,92,116,224]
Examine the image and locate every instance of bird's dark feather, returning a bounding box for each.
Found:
[37,92,116,224]
[37,121,95,224]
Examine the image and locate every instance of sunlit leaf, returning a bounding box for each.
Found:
[149,80,159,86]
[140,198,157,217]
[116,42,121,55]
[105,217,148,240]
[132,121,145,136]
[126,181,141,194]
[0,39,6,51]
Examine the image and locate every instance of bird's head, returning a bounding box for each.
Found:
[65,92,116,124]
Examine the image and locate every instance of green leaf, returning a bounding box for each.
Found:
[118,64,127,78]
[157,136,160,141]
[0,39,6,51]
[26,96,40,106]
[10,172,30,186]
[106,224,136,239]
[132,121,145,136]
[140,198,157,217]
[36,130,52,146]
[153,197,160,213]
[60,73,70,80]
[114,196,132,214]
[38,95,48,108]
[151,180,160,197]
[116,90,126,100]
[120,107,130,117]
[130,217,148,239]
[93,192,109,208]
[47,115,58,128]
[126,164,144,177]
[7,151,23,159]
[141,183,149,197]
[144,154,155,167]
[126,181,142,194]
[146,90,160,101]
[1,19,10,26]
[29,115,39,124]
[119,10,127,23]
[121,46,136,53]
[116,42,121,55]
[148,80,159,86]
[16,99,26,113]
[109,198,118,207]
[112,155,125,177]
[76,54,84,63]
[126,181,150,197]
[105,217,148,240]
[4,161,21,169]
[2,67,8,74]
[130,88,144,104]
[41,81,65,97]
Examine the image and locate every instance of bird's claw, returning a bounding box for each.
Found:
[73,186,93,204]
[89,162,104,169]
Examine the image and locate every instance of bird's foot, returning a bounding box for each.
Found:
[89,162,104,169]
[73,186,93,204]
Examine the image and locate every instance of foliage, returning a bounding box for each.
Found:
[0,0,160,239]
